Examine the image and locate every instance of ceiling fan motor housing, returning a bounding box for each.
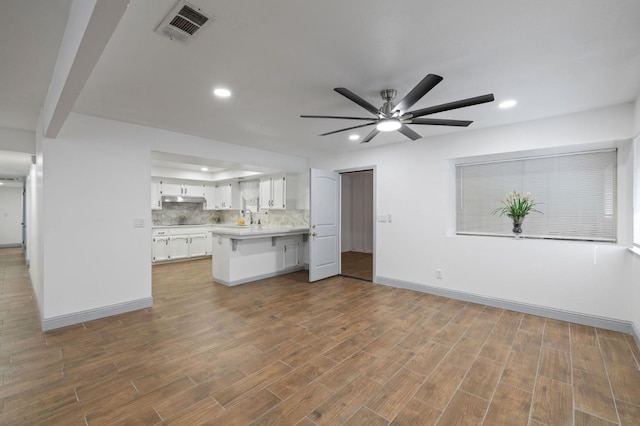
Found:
[380,89,397,116]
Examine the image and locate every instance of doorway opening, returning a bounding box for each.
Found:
[340,169,374,281]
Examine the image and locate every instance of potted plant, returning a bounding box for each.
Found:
[492,190,542,237]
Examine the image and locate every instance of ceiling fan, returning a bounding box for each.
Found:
[301,74,494,143]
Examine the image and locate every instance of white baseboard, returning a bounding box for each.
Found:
[376,276,634,335]
[632,321,640,351]
[41,297,153,332]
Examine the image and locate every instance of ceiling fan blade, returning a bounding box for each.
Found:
[362,128,379,143]
[409,118,473,127]
[301,115,377,121]
[334,88,381,116]
[393,74,443,113]
[398,125,422,141]
[319,122,376,136]
[407,94,495,118]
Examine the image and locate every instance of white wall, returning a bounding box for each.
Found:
[34,113,306,322]
[0,186,23,246]
[632,93,640,339]
[311,103,635,322]
[341,172,373,253]
[29,122,45,315]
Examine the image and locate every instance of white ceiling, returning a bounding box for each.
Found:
[2,0,640,164]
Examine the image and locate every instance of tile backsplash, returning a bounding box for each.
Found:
[152,203,308,227]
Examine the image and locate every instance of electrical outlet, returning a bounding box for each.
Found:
[436,269,443,279]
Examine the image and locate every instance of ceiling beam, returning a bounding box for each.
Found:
[42,0,129,138]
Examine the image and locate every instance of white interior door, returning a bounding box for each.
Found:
[309,168,340,282]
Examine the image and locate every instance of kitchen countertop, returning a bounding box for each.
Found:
[152,224,213,229]
[209,225,308,238]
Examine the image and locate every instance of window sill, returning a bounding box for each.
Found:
[628,246,640,258]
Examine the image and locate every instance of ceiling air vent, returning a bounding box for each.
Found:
[155,0,213,44]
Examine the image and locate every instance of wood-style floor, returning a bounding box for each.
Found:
[1,247,640,425]
[341,251,373,281]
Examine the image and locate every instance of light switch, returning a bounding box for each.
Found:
[133,217,145,228]
[377,214,388,223]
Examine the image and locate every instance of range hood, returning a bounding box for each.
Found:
[162,195,206,203]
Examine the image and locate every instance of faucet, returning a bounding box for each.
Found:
[243,209,254,224]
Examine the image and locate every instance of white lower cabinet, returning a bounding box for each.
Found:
[152,235,170,262]
[169,235,190,260]
[211,233,305,285]
[283,240,299,269]
[189,233,209,257]
[152,227,211,263]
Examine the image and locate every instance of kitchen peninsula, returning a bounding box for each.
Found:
[209,225,308,285]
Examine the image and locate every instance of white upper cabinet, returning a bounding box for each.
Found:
[151,181,162,210]
[203,185,216,210]
[214,181,240,209]
[259,174,288,210]
[161,182,182,196]
[160,182,204,196]
[183,184,204,196]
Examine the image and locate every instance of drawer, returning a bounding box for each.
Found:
[169,226,208,235]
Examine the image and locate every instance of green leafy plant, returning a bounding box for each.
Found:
[492,190,542,221]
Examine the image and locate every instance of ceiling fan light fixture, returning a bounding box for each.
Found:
[349,134,360,141]
[376,119,401,132]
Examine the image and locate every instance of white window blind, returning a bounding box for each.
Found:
[456,149,617,242]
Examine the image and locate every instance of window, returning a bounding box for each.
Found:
[634,137,640,246]
[240,179,260,212]
[456,149,617,242]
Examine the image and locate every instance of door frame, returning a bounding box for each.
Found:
[337,165,377,282]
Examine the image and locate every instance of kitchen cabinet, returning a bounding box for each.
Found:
[152,230,170,262]
[214,182,240,209]
[209,228,306,285]
[259,174,287,210]
[283,240,299,269]
[169,235,190,260]
[161,182,204,196]
[203,185,216,210]
[161,182,182,196]
[152,227,211,263]
[151,181,162,210]
[189,233,209,257]
[183,184,204,196]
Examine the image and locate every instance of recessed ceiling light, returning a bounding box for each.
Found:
[498,99,517,109]
[201,167,209,172]
[349,134,360,141]
[213,88,231,98]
